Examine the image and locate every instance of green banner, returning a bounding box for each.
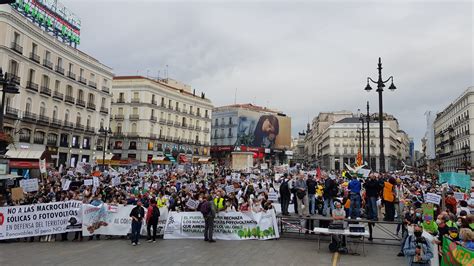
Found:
[441,236,474,266]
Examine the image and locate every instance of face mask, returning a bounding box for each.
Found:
[449,233,458,239]
[436,219,442,224]
[456,222,461,227]
[414,231,422,238]
[416,213,421,217]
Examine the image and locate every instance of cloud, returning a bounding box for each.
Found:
[63,0,473,149]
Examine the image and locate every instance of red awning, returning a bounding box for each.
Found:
[9,160,40,169]
[179,154,188,163]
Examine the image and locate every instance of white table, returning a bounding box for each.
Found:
[313,227,370,256]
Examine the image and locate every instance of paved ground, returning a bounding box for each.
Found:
[0,237,405,266]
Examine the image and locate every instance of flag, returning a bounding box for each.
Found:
[316,167,321,179]
[356,149,362,167]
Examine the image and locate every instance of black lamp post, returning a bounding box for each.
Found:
[98,126,112,171]
[364,58,397,172]
[462,144,470,174]
[366,101,371,170]
[358,109,365,163]
[0,68,19,154]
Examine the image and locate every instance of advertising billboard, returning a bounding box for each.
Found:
[235,113,291,150]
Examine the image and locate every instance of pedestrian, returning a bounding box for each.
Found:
[347,173,361,219]
[383,177,396,221]
[323,174,338,216]
[403,224,433,266]
[146,198,160,243]
[306,175,317,215]
[129,200,145,246]
[279,173,291,216]
[199,195,216,243]
[295,173,309,217]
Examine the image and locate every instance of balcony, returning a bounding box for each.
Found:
[6,73,20,85]
[182,109,188,114]
[158,135,165,141]
[19,135,30,143]
[22,111,37,122]
[203,128,210,133]
[167,105,173,110]
[40,86,51,96]
[87,102,96,111]
[29,52,40,63]
[55,65,64,75]
[227,134,233,138]
[43,59,53,69]
[102,86,110,93]
[129,114,140,120]
[166,120,173,126]
[181,123,188,128]
[175,107,181,112]
[67,71,76,80]
[115,114,124,120]
[52,91,64,101]
[51,118,62,128]
[196,112,201,117]
[100,106,108,114]
[37,114,50,125]
[116,98,125,103]
[195,126,202,131]
[88,81,97,89]
[131,98,140,104]
[160,103,166,108]
[26,81,39,92]
[195,140,201,145]
[47,139,57,146]
[128,132,139,138]
[174,122,181,127]
[159,118,166,125]
[76,99,86,107]
[63,121,74,129]
[78,76,87,84]
[65,95,75,104]
[151,99,157,105]
[10,42,23,54]
[188,125,195,130]
[205,114,210,119]
[5,106,19,119]
[165,136,173,142]
[189,111,195,116]
[150,116,157,122]
[75,123,85,131]
[86,126,95,133]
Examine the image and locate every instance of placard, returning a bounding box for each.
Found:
[62,179,71,191]
[268,192,278,202]
[186,199,199,210]
[39,159,47,174]
[425,193,441,205]
[19,178,39,193]
[84,179,93,186]
[453,192,465,201]
[93,176,100,187]
[11,187,24,201]
[225,185,235,194]
[111,176,121,187]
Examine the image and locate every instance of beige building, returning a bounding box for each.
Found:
[109,76,213,164]
[306,112,410,171]
[433,87,473,172]
[0,4,113,168]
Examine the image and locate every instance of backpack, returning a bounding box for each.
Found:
[200,201,211,216]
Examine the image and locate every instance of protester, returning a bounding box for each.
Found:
[199,195,216,243]
[130,200,145,246]
[295,173,309,217]
[146,198,160,243]
[403,224,434,266]
[279,174,291,216]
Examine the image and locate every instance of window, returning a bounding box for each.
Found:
[45,51,51,61]
[228,128,232,136]
[88,93,94,103]
[80,68,84,78]
[32,43,37,54]
[76,113,81,125]
[168,99,172,107]
[118,107,123,115]
[131,123,137,133]
[119,92,124,101]
[57,57,62,67]
[116,123,122,133]
[90,73,95,81]
[8,60,19,76]
[54,80,60,92]
[64,110,69,122]
[132,107,138,115]
[133,92,139,99]
[25,98,32,113]
[215,119,218,126]
[68,63,73,72]
[53,106,58,119]
[78,89,84,100]
[41,75,49,88]
[66,85,73,96]
[161,97,165,105]
[229,117,232,125]
[101,97,106,107]
[13,32,20,44]
[28,69,35,82]
[39,102,46,116]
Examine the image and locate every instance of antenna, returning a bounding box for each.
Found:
[234,88,237,104]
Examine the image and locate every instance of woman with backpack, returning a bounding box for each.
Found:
[146,198,160,243]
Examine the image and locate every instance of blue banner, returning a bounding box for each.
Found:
[438,172,471,190]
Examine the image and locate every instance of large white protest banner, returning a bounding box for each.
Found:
[164,211,279,240]
[19,178,39,193]
[0,201,83,240]
[425,193,442,205]
[82,204,168,236]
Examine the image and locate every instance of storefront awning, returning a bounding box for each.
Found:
[5,149,44,159]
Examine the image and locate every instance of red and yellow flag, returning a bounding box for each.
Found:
[356,149,363,166]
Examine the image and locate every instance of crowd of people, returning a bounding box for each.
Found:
[1,163,473,264]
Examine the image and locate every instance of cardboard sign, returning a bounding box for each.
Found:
[425,193,441,205]
[84,179,93,186]
[39,159,47,174]
[93,176,100,187]
[453,192,465,201]
[422,203,434,222]
[62,180,71,191]
[186,199,199,210]
[11,187,24,201]
[188,183,196,191]
[19,178,39,192]
[268,192,278,202]
[111,176,121,187]
[225,185,235,194]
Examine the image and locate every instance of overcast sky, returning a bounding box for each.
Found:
[62,0,473,149]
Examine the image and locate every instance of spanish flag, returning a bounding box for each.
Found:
[356,149,363,167]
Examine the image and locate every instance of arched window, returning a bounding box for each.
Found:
[25,98,32,113]
[116,123,122,133]
[86,115,91,128]
[100,119,104,129]
[64,109,70,122]
[53,106,58,119]
[39,102,46,117]
[76,112,81,125]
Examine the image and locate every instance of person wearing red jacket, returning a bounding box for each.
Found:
[146,198,160,243]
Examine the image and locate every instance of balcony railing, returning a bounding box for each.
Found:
[43,59,53,69]
[76,99,86,107]
[175,107,181,112]
[128,132,139,138]
[63,121,74,129]
[65,95,75,104]
[19,135,30,143]
[100,106,108,114]
[203,128,210,133]
[37,114,50,125]
[159,118,166,124]
[59,141,69,147]
[22,111,37,122]
[160,103,166,108]
[67,71,76,80]
[47,139,57,146]
[151,99,157,105]
[26,81,39,92]
[131,98,140,104]
[5,106,19,119]
[55,65,64,75]
[88,81,97,88]
[116,98,125,103]
[51,118,62,128]
[78,76,87,84]
[53,91,64,100]
[115,114,124,120]
[150,116,157,122]
[6,73,20,85]
[75,123,85,131]
[188,125,195,130]
[10,42,23,54]
[102,86,110,93]
[174,122,181,127]
[40,86,51,96]
[86,126,95,133]
[29,52,40,63]
[87,102,96,111]
[166,120,173,126]
[195,126,202,131]
[129,114,140,120]
[182,123,188,128]
[34,137,45,144]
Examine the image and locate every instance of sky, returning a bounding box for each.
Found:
[62,0,473,149]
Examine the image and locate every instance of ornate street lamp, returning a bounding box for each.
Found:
[98,126,112,171]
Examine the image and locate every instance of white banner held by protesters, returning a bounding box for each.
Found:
[0,201,83,240]
[19,178,39,193]
[164,211,279,241]
[425,193,441,205]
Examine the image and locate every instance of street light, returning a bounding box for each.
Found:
[462,144,470,174]
[98,126,112,171]
[364,57,397,172]
[358,109,365,163]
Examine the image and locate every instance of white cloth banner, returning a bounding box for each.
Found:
[82,204,168,237]
[19,178,39,192]
[0,201,83,240]
[164,211,279,240]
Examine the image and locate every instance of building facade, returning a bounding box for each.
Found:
[0,3,113,168]
[211,103,292,166]
[433,87,473,172]
[291,132,306,165]
[109,76,213,165]
[305,112,411,172]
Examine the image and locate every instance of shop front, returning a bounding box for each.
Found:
[5,149,49,178]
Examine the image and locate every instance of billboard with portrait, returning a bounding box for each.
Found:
[235,113,291,150]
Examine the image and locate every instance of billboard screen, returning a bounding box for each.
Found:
[235,114,291,150]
